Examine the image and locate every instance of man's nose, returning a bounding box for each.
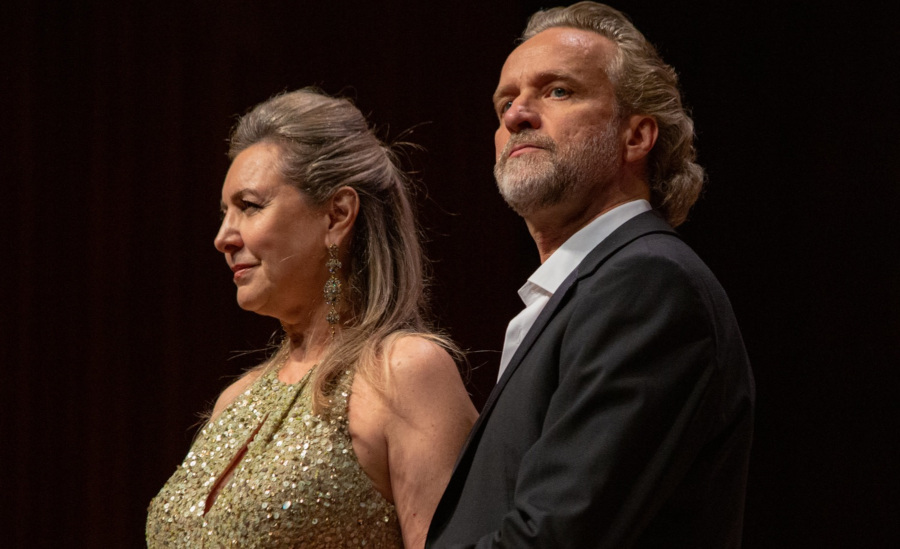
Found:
[502,98,541,133]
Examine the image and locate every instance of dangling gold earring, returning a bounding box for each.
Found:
[324,244,342,337]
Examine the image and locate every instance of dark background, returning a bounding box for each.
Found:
[2,0,897,547]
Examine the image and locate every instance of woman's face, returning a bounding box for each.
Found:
[214,142,331,325]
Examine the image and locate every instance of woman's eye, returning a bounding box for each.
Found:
[241,200,263,211]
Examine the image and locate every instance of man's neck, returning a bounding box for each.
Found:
[525,194,647,263]
[526,216,589,264]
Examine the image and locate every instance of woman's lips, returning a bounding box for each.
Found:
[231,263,256,281]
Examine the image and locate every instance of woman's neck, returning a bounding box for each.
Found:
[277,320,334,383]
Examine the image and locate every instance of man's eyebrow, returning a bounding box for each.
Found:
[533,70,578,85]
[492,85,514,105]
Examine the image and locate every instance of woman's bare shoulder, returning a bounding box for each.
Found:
[386,334,458,372]
[382,334,475,419]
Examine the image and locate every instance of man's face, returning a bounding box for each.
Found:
[492,27,623,216]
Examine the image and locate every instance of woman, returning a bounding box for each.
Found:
[146,88,478,548]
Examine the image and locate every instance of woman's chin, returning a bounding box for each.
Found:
[235,292,264,314]
[236,298,285,322]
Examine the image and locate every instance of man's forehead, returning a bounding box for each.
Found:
[511,27,614,63]
[498,27,615,86]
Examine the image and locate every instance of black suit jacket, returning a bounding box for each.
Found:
[427,211,755,548]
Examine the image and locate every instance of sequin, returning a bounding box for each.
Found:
[146,367,401,547]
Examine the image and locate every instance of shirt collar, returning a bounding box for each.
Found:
[519,200,651,303]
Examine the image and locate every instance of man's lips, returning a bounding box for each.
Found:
[508,143,544,159]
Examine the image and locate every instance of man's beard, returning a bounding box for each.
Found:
[494,121,620,217]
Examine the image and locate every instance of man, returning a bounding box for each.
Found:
[427,3,755,548]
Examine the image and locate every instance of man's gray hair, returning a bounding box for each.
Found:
[523,2,704,226]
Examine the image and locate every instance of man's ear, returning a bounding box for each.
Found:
[325,186,359,245]
[623,115,658,164]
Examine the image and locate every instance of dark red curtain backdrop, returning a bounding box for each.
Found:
[2,1,897,547]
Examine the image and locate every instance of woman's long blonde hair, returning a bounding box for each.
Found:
[228,87,454,413]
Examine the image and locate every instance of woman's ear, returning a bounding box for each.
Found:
[326,186,360,245]
[623,115,658,164]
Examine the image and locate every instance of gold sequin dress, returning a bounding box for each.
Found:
[146,366,403,548]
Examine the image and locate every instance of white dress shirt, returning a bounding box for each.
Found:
[496,200,652,380]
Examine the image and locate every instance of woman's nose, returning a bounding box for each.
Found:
[214,214,242,254]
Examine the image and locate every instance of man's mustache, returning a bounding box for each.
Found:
[498,132,557,165]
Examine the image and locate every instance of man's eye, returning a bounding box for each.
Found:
[499,100,513,114]
[550,88,569,98]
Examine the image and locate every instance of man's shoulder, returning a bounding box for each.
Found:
[573,215,731,309]
[577,210,701,278]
